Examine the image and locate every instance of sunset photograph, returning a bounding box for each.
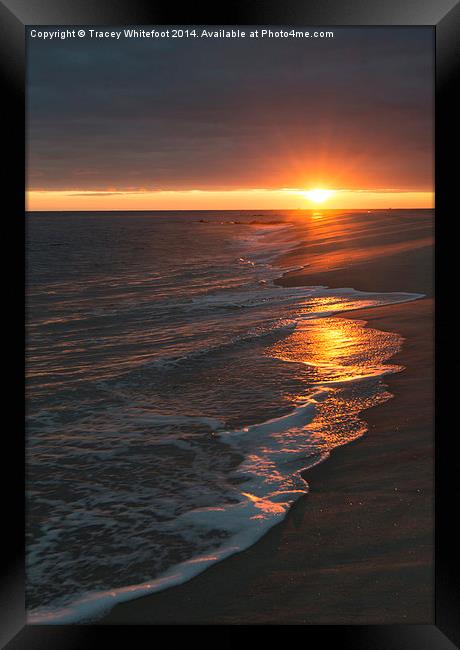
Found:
[26,26,434,624]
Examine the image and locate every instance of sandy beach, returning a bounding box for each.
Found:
[100,210,434,625]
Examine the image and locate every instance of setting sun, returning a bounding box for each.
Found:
[304,189,335,204]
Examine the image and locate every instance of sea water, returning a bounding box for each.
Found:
[26,210,423,622]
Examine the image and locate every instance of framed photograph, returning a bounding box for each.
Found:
[1,0,458,647]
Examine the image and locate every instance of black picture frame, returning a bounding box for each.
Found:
[1,0,457,646]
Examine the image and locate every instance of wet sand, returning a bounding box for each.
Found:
[101,210,434,624]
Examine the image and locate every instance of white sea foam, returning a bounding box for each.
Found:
[29,389,329,625]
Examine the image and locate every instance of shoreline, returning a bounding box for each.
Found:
[98,210,433,624]
[99,297,433,624]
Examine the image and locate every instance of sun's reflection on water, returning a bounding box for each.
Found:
[265,314,402,450]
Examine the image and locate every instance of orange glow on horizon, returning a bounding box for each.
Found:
[26,188,434,211]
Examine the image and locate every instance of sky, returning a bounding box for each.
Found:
[26,28,434,210]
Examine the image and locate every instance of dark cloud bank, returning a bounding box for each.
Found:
[27,28,434,192]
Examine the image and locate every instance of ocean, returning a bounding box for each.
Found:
[26,210,423,622]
